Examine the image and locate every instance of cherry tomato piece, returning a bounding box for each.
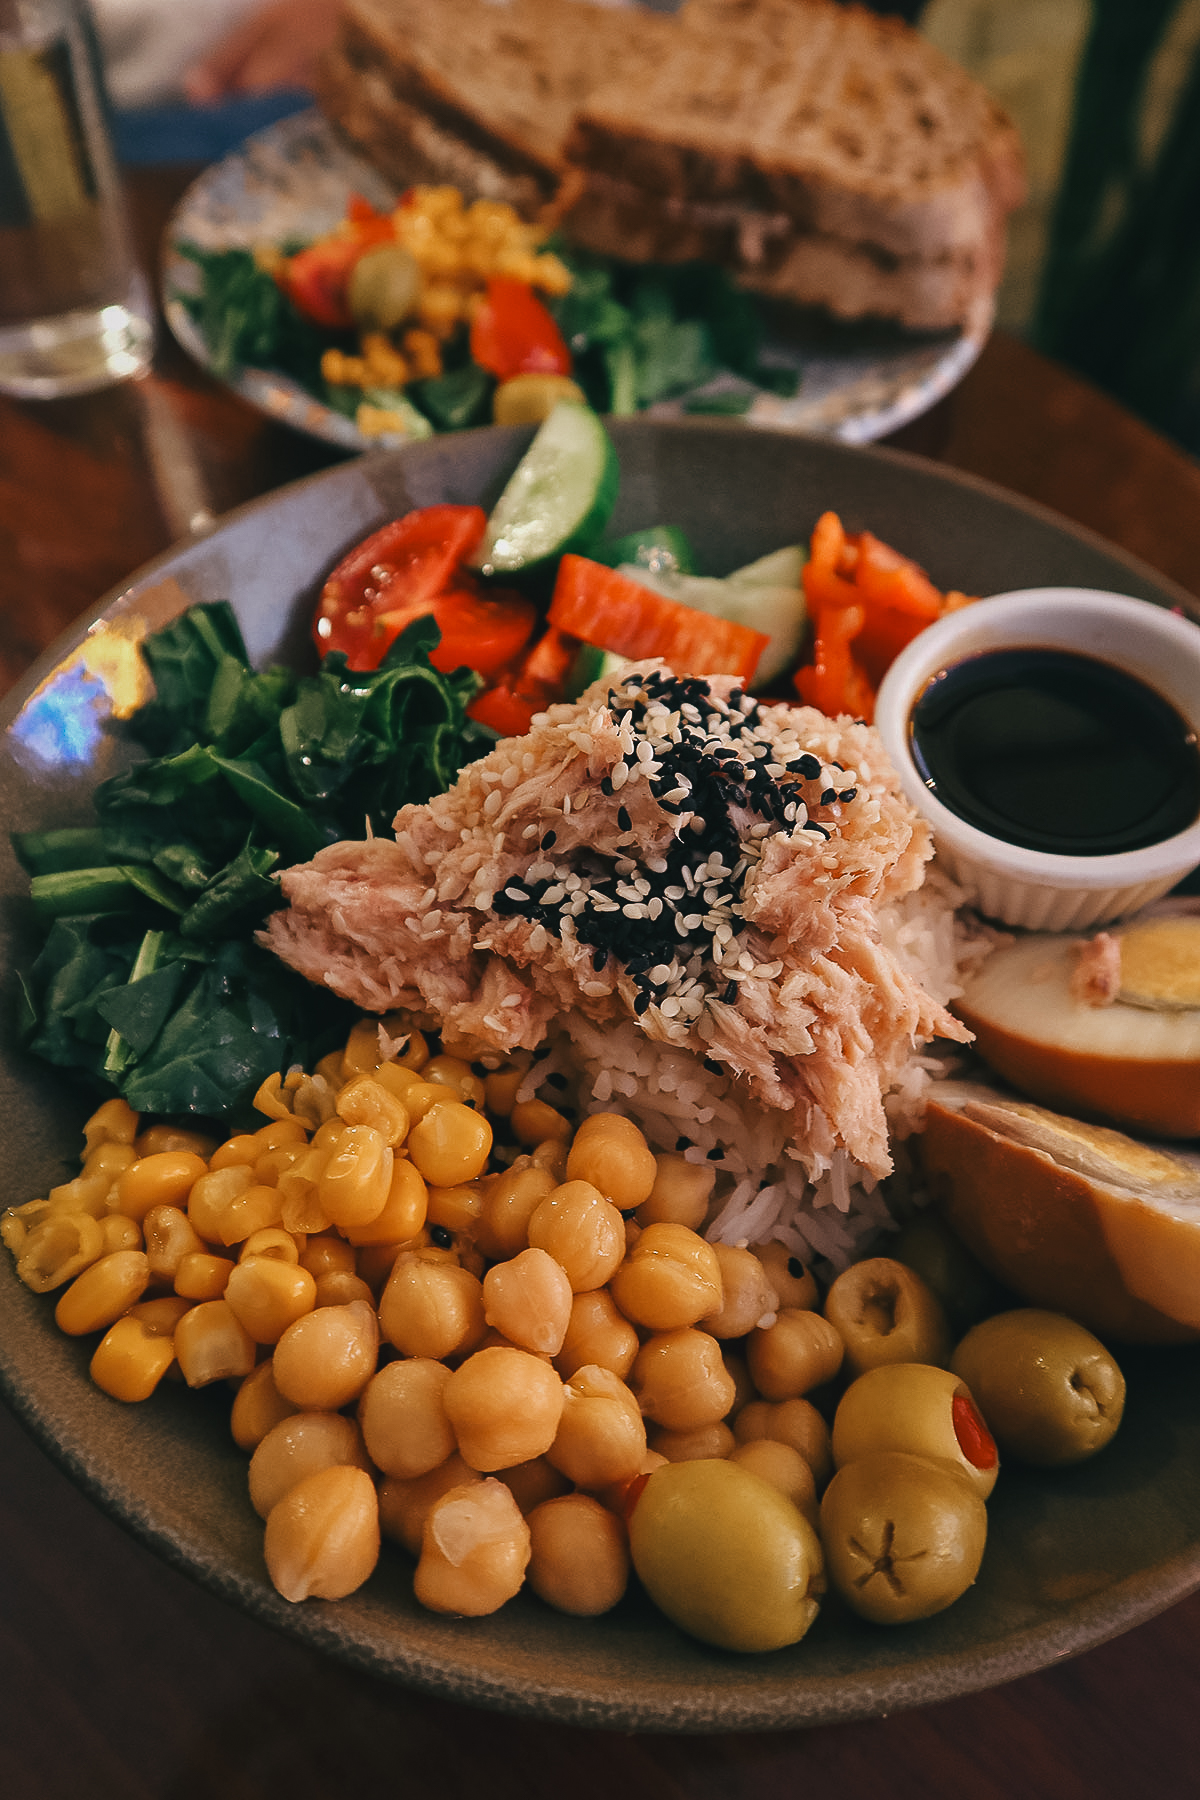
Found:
[315,505,488,668]
[469,278,572,381]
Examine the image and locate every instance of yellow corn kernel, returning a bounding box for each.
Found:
[143,1203,205,1280]
[531,252,572,296]
[253,1071,294,1122]
[341,1019,385,1078]
[54,1248,151,1335]
[313,1050,345,1087]
[16,1212,105,1292]
[218,1183,285,1247]
[116,1150,209,1223]
[90,1312,180,1402]
[254,1118,309,1152]
[254,1142,309,1186]
[240,1228,301,1264]
[173,1299,256,1387]
[321,347,368,387]
[82,1097,139,1155]
[299,1234,357,1279]
[361,331,409,386]
[2,1199,51,1254]
[343,1155,428,1247]
[277,1146,333,1236]
[417,283,467,339]
[187,1163,255,1243]
[318,1125,392,1229]
[381,1021,429,1071]
[208,1134,260,1172]
[175,1251,235,1301]
[134,1124,218,1160]
[47,1170,114,1218]
[224,1255,318,1345]
[82,1140,139,1181]
[402,328,442,379]
[129,1295,193,1334]
[336,1075,410,1147]
[99,1214,142,1255]
[374,1062,420,1104]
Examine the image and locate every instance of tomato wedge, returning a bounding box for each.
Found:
[279,199,398,328]
[316,505,507,671]
[469,277,573,380]
[468,625,579,735]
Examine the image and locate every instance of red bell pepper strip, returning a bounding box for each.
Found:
[548,556,768,684]
[469,277,573,380]
[794,600,875,721]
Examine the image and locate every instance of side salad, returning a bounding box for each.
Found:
[177,184,801,443]
[12,403,970,1123]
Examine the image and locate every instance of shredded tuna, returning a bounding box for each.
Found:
[263,664,969,1179]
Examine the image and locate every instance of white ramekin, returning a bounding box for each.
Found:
[873,587,1200,931]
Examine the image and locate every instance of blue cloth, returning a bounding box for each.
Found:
[112,89,312,165]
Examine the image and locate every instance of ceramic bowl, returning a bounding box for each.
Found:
[4,424,1200,1731]
[874,587,1200,931]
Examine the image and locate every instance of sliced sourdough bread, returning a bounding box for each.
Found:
[315,0,1025,330]
[316,0,680,215]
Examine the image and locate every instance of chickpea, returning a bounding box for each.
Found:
[553,1288,639,1381]
[264,1464,380,1602]
[378,1253,485,1361]
[630,1328,737,1432]
[343,1157,428,1248]
[378,1453,481,1555]
[231,1358,299,1452]
[444,1345,565,1470]
[733,1396,833,1489]
[248,1411,372,1519]
[565,1114,656,1210]
[357,1356,455,1479]
[299,1234,356,1280]
[425,1180,487,1238]
[754,1242,819,1311]
[510,1097,573,1146]
[728,1438,820,1527]
[746,1307,843,1401]
[527,1494,630,1615]
[495,1456,572,1515]
[824,1256,951,1377]
[312,1269,375,1309]
[609,1222,723,1331]
[414,1478,531,1616]
[407,1100,492,1187]
[272,1299,379,1411]
[475,1162,556,1260]
[647,1420,736,1463]
[527,1181,625,1292]
[483,1059,531,1118]
[702,1243,778,1339]
[636,1153,715,1230]
[421,1053,486,1110]
[483,1247,573,1356]
[547,1364,647,1489]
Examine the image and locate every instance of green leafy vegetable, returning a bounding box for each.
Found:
[12,605,488,1124]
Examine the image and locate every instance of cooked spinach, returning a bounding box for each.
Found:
[12,606,488,1125]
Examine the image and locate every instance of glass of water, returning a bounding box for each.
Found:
[0,0,154,397]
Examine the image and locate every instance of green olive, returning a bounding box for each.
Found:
[950,1309,1125,1467]
[347,244,421,331]
[831,1362,999,1499]
[820,1450,988,1624]
[824,1255,951,1376]
[628,1457,825,1652]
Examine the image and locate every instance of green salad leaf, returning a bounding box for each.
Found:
[12,605,488,1125]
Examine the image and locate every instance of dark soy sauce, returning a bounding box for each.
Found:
[909,647,1200,856]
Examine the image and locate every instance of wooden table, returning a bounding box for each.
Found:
[3,167,1200,1800]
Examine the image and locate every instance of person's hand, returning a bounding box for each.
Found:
[182,0,341,103]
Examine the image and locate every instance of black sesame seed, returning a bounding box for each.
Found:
[540,830,557,848]
[600,776,614,797]
[722,982,738,1004]
[707,1146,724,1161]
[676,1136,691,1151]
[617,805,632,832]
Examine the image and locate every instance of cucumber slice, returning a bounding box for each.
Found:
[475,402,619,576]
[729,543,807,589]
[594,523,697,576]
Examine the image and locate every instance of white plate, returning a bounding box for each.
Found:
[162,109,993,451]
